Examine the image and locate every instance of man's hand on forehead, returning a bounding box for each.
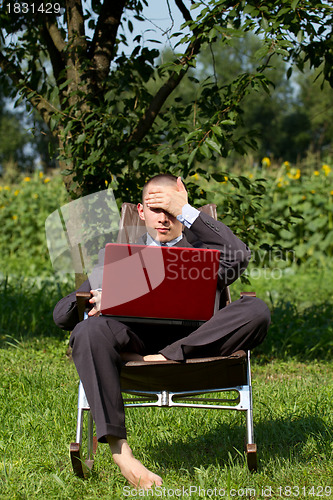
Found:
[145,177,188,217]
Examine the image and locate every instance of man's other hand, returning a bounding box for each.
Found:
[144,176,188,217]
[88,289,102,317]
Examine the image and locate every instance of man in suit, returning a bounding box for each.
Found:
[53,174,270,489]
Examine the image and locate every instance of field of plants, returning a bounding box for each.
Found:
[0,172,68,277]
[192,158,333,268]
[0,158,332,277]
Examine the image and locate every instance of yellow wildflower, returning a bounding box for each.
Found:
[105,180,109,187]
[33,193,39,199]
[277,175,289,187]
[12,215,18,221]
[44,178,51,183]
[314,170,320,176]
[330,190,333,196]
[221,176,228,184]
[191,173,199,181]
[311,190,316,194]
[248,173,254,179]
[262,157,271,167]
[39,172,44,179]
[287,168,301,180]
[4,186,10,190]
[14,190,20,196]
[283,161,291,170]
[322,164,331,176]
[24,176,31,182]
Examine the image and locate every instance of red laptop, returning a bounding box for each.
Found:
[100,243,220,323]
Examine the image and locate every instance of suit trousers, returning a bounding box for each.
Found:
[69,295,270,442]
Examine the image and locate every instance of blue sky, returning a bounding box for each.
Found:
[120,1,188,54]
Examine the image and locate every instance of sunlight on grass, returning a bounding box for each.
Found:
[1,264,332,498]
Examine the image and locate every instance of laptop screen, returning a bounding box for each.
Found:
[100,243,220,322]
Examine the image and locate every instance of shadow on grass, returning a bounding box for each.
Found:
[146,414,330,473]
[0,276,71,348]
[253,300,333,362]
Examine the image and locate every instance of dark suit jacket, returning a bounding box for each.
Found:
[53,211,251,335]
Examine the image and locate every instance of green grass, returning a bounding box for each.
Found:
[1,264,332,499]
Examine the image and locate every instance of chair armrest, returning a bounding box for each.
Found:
[240,292,256,298]
[76,292,92,322]
[198,204,217,220]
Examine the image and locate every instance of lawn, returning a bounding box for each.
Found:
[0,263,332,499]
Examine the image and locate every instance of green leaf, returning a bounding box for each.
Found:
[61,169,73,176]
[199,143,211,158]
[221,120,236,126]
[187,148,198,167]
[76,133,86,144]
[59,79,72,91]
[211,125,222,137]
[185,131,199,142]
[205,138,221,154]
[211,173,227,182]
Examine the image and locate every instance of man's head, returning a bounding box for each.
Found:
[137,174,187,243]
[141,174,179,202]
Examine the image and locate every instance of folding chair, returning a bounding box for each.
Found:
[69,203,258,477]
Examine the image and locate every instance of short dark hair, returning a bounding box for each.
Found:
[142,174,183,201]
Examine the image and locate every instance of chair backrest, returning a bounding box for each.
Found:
[116,202,217,244]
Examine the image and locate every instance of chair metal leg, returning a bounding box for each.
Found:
[85,411,97,471]
[246,443,258,471]
[70,382,97,478]
[70,405,86,478]
[245,351,257,471]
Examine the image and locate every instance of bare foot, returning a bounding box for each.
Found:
[143,354,168,362]
[107,437,163,489]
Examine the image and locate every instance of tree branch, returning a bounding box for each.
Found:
[66,0,86,43]
[41,20,66,83]
[174,0,193,23]
[88,0,126,82]
[0,51,60,131]
[65,0,89,106]
[45,20,67,53]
